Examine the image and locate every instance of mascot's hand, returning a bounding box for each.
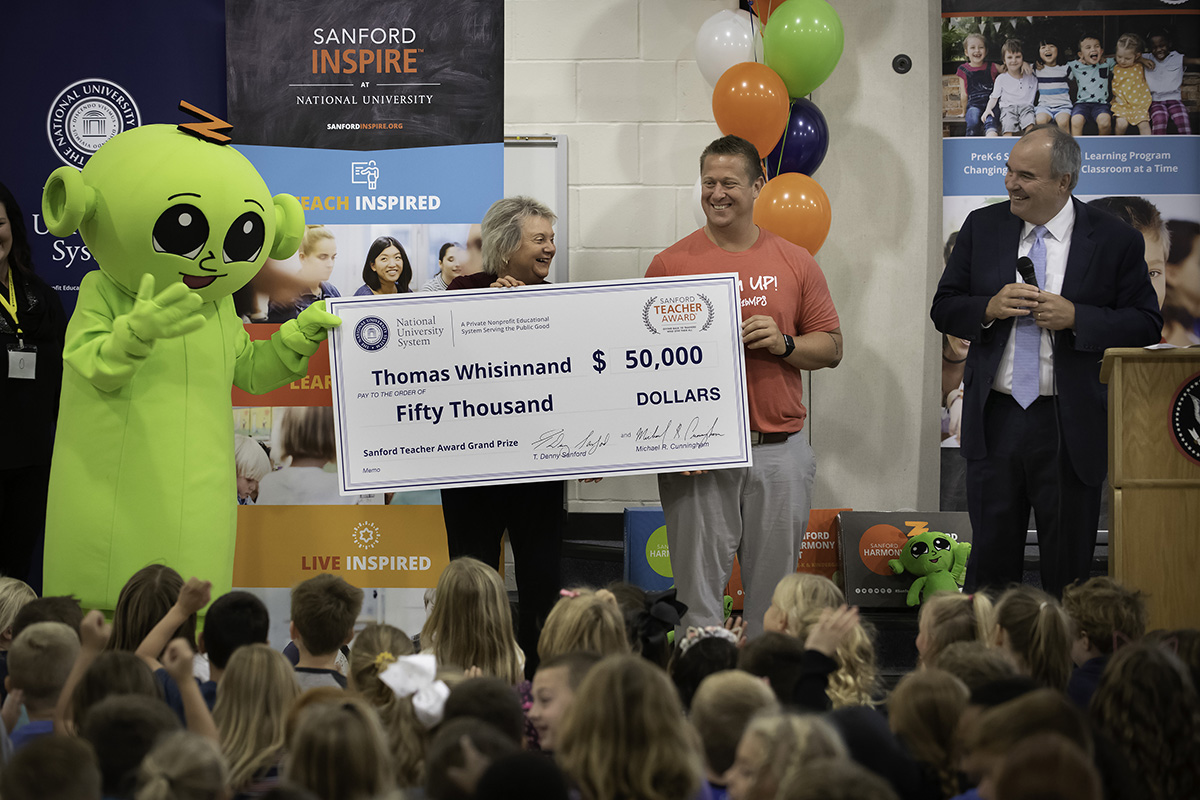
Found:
[296,299,342,343]
[126,274,205,344]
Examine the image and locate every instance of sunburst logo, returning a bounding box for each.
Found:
[352,521,381,550]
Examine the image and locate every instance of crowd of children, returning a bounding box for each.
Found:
[0,559,1196,800]
[955,29,1195,136]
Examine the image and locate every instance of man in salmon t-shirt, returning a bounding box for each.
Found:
[645,135,844,634]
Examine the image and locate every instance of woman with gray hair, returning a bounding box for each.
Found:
[442,196,562,676]
[447,195,557,289]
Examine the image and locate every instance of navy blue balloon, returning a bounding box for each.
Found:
[765,98,829,179]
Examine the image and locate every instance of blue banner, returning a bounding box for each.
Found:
[2,2,226,313]
[237,143,502,225]
[944,136,1200,196]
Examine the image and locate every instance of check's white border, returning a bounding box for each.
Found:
[327,275,751,493]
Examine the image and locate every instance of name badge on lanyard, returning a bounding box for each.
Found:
[2,277,36,379]
[8,343,37,380]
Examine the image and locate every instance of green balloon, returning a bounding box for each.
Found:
[763,0,844,99]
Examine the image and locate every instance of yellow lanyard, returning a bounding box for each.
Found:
[0,273,19,335]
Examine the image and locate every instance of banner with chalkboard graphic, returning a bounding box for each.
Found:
[226,0,503,150]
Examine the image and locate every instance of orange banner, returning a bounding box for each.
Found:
[231,324,333,407]
[723,507,851,609]
[798,507,850,580]
[233,504,449,587]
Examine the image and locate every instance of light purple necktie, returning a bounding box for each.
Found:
[1012,225,1047,409]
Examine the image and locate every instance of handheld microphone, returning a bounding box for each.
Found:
[1016,256,1038,288]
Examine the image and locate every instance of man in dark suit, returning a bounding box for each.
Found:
[931,126,1162,595]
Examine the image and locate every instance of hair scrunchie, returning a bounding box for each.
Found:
[678,625,739,657]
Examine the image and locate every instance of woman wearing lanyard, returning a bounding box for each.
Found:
[0,181,66,593]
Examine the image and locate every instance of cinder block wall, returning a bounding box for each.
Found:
[503,0,942,516]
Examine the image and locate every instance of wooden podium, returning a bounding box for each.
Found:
[1100,348,1200,630]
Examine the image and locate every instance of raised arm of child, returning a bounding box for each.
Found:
[162,638,219,743]
[53,609,111,735]
[791,604,861,712]
[135,577,212,669]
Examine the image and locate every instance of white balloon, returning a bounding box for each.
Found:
[695,10,763,87]
[691,177,706,229]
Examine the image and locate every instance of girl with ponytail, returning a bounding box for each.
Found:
[993,586,1072,691]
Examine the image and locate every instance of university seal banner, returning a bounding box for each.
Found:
[1,2,227,313]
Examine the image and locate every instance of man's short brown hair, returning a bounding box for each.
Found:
[290,574,364,656]
[700,135,764,184]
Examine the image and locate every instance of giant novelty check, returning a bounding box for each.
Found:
[327,275,752,493]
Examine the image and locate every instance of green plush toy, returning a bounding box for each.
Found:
[888,531,972,607]
[40,121,340,612]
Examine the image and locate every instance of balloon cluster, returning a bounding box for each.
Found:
[694,0,842,254]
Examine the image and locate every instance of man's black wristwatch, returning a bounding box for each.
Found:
[778,334,795,358]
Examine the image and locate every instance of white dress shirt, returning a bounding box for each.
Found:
[993,199,1075,396]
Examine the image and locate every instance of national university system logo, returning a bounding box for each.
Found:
[47,79,140,167]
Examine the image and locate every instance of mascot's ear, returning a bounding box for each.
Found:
[42,166,97,237]
[269,193,305,259]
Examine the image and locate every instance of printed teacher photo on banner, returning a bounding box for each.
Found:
[355,236,413,296]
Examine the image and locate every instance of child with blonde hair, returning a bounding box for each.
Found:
[689,671,779,798]
[537,588,628,662]
[725,712,846,800]
[956,33,1000,136]
[915,591,996,667]
[420,558,523,684]
[557,655,704,800]
[349,622,438,787]
[234,435,270,504]
[214,644,299,797]
[887,669,969,799]
[993,586,1072,691]
[0,577,37,704]
[763,574,877,707]
[287,695,400,800]
[135,731,228,800]
[1110,33,1156,136]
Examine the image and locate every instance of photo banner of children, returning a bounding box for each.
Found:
[228,0,503,608]
[937,7,1200,512]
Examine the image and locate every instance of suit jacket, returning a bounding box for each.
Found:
[930,198,1162,486]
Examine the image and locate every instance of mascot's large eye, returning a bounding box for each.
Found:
[223,212,265,263]
[933,537,952,551]
[909,541,929,558]
[152,204,209,259]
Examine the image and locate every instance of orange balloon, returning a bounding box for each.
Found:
[712,62,790,157]
[753,173,832,254]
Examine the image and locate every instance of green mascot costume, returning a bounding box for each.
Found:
[40,120,339,611]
